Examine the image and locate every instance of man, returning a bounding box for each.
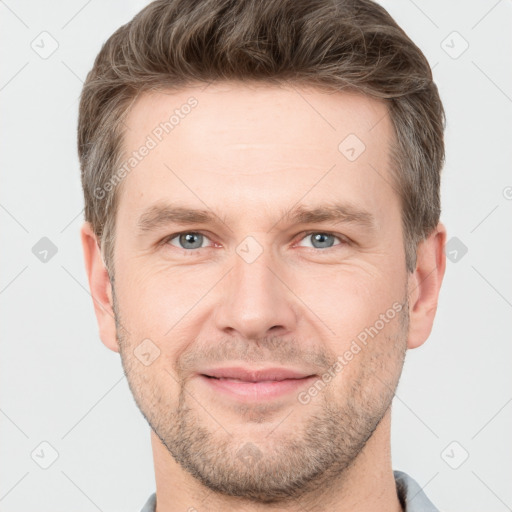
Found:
[78,0,446,510]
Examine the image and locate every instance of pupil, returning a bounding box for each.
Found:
[313,233,332,248]
[181,233,202,249]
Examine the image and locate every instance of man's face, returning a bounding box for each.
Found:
[112,82,409,501]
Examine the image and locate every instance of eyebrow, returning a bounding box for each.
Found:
[279,203,376,231]
[136,201,376,234]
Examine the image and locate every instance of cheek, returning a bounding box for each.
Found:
[115,263,193,335]
[293,263,404,339]
[120,344,182,429]
[295,264,407,391]
[114,265,203,382]
[318,306,407,409]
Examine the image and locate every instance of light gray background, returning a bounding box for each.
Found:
[1,1,511,511]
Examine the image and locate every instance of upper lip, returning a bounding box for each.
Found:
[200,366,315,382]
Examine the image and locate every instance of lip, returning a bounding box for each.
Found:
[197,366,317,401]
[200,366,314,381]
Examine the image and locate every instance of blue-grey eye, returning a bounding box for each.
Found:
[169,232,206,250]
[298,232,341,249]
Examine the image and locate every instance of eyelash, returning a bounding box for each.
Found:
[160,230,349,254]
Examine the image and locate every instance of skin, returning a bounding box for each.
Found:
[81,81,446,512]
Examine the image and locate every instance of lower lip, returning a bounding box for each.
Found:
[199,374,316,401]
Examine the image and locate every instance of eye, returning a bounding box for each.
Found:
[296,231,345,250]
[165,232,213,250]
[162,230,347,253]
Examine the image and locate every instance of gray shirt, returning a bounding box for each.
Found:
[140,470,439,511]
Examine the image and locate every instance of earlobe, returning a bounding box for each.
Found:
[407,222,447,349]
[80,221,120,353]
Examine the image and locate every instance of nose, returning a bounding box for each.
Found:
[213,241,298,341]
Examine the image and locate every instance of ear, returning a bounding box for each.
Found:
[407,222,447,349]
[80,221,119,353]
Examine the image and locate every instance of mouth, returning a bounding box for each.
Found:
[198,367,317,401]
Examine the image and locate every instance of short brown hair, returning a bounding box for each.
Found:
[78,0,445,275]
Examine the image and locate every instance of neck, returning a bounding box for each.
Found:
[150,408,402,512]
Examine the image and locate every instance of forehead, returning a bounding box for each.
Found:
[123,81,391,160]
[118,82,396,228]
